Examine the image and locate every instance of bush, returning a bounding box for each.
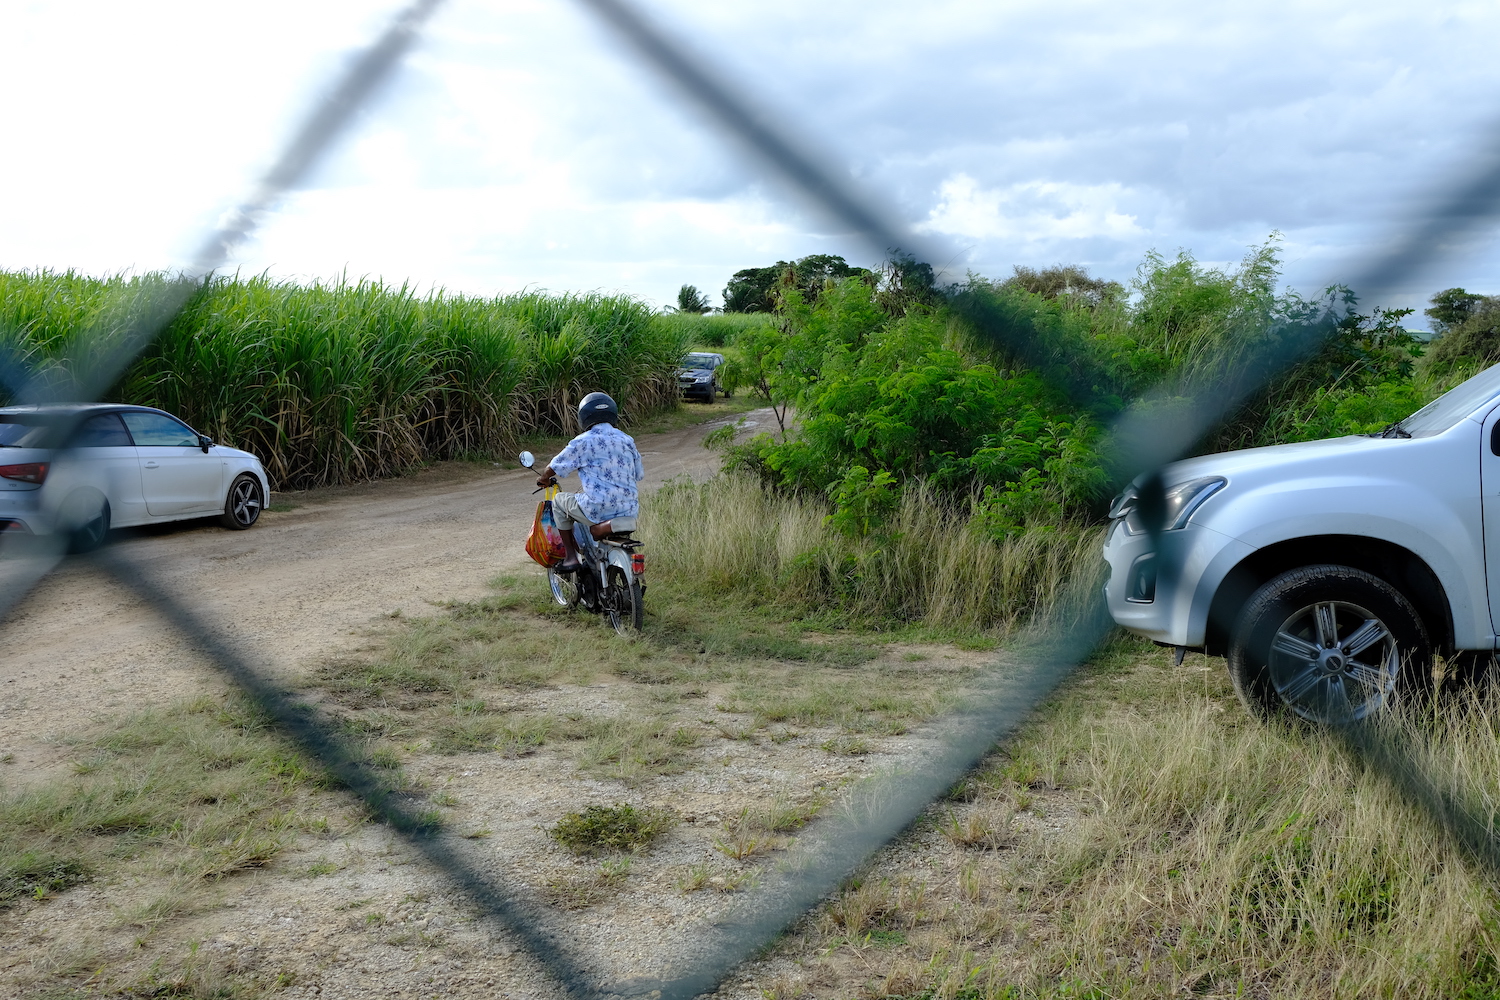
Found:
[645,473,1103,632]
[549,803,674,855]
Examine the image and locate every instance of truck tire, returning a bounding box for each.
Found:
[1228,564,1430,724]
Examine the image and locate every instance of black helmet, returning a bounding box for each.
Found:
[577,392,619,430]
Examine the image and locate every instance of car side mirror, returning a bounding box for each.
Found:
[519,450,535,469]
[199,435,213,453]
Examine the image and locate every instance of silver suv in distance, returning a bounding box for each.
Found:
[0,404,271,550]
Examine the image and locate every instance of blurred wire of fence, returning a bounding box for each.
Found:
[8,1,1500,997]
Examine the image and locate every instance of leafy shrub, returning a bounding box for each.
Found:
[825,466,900,538]
[1421,297,1500,382]
[730,239,1442,545]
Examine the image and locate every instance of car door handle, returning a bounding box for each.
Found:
[143,461,159,469]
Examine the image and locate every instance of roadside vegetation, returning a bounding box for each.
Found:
[756,638,1500,999]
[0,271,691,489]
[657,238,1470,636]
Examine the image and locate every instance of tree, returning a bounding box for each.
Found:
[875,253,942,314]
[722,265,782,313]
[998,264,1122,309]
[722,254,873,313]
[1425,288,1486,336]
[675,284,711,314]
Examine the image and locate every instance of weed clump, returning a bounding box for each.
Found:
[0,853,91,906]
[549,803,674,855]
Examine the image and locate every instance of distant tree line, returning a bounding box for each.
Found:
[1423,286,1500,378]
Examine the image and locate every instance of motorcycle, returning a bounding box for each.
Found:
[519,450,645,636]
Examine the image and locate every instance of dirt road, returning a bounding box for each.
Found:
[0,409,770,784]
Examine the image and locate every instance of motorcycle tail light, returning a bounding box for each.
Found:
[0,462,48,484]
[630,553,645,575]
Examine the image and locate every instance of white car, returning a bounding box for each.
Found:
[0,404,271,550]
[1103,363,1500,724]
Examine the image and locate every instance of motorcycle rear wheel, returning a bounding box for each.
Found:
[548,566,580,608]
[604,566,643,636]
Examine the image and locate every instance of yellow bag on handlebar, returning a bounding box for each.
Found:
[525,499,567,568]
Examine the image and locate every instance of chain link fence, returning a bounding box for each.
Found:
[9,2,1500,997]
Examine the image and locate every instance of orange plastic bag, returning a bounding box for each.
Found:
[525,499,567,568]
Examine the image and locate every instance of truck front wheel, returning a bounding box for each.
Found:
[1228,564,1431,724]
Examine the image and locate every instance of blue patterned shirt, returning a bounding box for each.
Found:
[549,422,645,522]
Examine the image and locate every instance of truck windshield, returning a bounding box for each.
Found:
[1399,362,1500,437]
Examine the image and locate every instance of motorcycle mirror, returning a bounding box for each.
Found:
[519,451,535,468]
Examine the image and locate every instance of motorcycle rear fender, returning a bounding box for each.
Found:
[606,547,633,577]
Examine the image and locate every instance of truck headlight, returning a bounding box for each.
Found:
[1110,476,1226,533]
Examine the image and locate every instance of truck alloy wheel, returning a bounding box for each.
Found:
[1228,564,1430,724]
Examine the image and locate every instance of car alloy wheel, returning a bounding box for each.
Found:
[1228,564,1430,724]
[1265,599,1399,722]
[221,474,263,530]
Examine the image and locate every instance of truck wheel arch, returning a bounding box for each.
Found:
[1205,535,1454,658]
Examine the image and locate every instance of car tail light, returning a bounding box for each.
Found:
[0,463,48,484]
[630,553,645,575]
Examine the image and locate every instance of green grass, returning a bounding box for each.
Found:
[762,639,1500,1000]
[0,692,344,961]
[0,270,692,489]
[647,472,1103,633]
[550,803,674,855]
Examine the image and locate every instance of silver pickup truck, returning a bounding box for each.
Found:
[1103,363,1500,724]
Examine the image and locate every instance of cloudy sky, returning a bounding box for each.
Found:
[3,0,1499,323]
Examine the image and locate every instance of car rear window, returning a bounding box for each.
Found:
[69,412,133,447]
[121,411,199,447]
[0,415,57,448]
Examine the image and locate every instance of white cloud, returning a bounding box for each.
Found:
[919,174,1150,243]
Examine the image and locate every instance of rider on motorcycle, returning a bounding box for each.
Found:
[536,392,645,567]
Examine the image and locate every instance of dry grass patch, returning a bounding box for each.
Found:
[0,695,332,911]
[544,857,634,910]
[0,694,358,998]
[305,560,988,795]
[647,472,1103,632]
[757,638,1500,999]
